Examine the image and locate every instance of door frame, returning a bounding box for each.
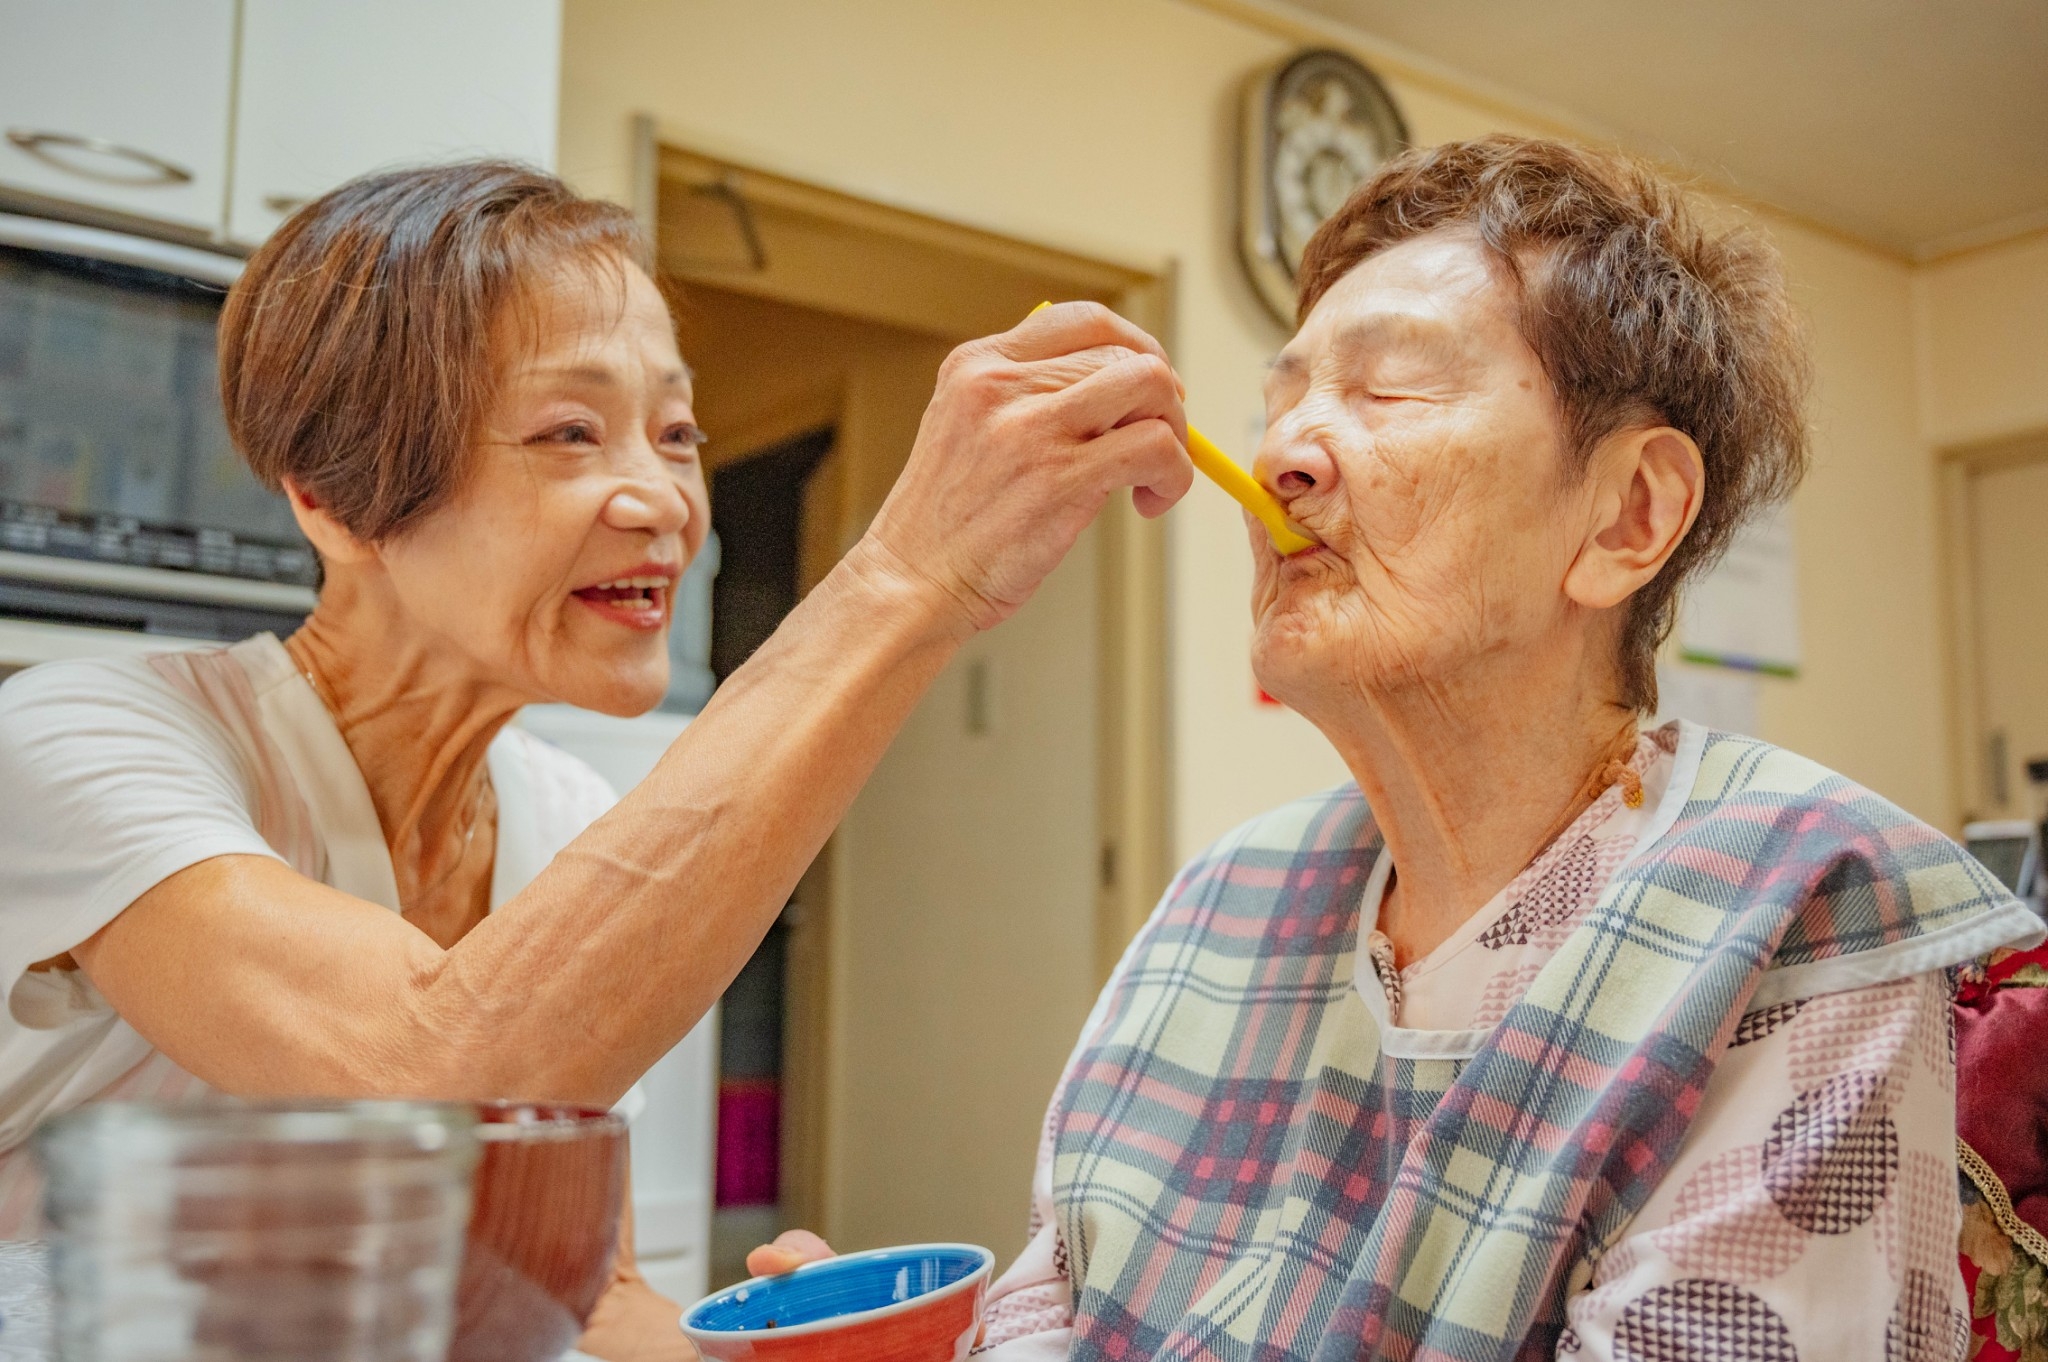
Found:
[1937,425,2048,823]
[635,117,1176,1238]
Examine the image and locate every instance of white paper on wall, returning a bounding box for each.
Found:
[1677,504,1802,676]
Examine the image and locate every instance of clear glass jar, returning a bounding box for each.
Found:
[34,1101,479,1362]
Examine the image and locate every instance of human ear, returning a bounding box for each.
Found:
[1562,427,1704,611]
[281,477,377,567]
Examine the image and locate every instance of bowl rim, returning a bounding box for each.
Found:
[681,1242,995,1341]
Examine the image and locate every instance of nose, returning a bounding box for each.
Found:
[1254,408,1341,511]
[602,438,691,538]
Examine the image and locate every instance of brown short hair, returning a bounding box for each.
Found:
[1297,135,1811,712]
[219,161,647,543]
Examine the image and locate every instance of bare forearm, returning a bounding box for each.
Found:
[80,304,1189,1108]
[421,541,965,1100]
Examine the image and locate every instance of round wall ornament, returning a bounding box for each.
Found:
[1239,49,1408,329]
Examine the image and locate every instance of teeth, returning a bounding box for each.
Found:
[590,576,670,591]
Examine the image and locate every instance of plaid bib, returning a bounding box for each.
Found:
[1052,729,2033,1362]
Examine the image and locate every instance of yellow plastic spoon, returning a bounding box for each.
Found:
[1184,426,1318,556]
[1031,303,1318,555]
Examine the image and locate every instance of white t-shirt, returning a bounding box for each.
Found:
[0,633,619,1232]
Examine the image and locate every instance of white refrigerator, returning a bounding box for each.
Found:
[515,703,719,1308]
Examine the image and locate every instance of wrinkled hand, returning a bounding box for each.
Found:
[861,301,1192,635]
[745,1228,835,1278]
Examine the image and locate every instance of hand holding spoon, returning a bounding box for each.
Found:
[1030,303,1317,555]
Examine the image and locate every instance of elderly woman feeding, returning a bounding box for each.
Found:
[756,137,2045,1359]
[0,163,1193,1358]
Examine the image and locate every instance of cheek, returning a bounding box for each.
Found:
[384,525,555,641]
[1353,410,1563,585]
[382,481,595,639]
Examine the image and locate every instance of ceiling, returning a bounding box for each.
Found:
[1284,0,2048,259]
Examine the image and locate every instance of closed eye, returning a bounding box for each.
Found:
[661,422,708,459]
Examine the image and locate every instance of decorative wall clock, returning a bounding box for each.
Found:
[1240,49,1408,329]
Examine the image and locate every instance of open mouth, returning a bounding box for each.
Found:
[572,575,672,630]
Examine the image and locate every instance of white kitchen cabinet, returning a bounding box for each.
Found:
[0,0,237,234]
[228,0,562,246]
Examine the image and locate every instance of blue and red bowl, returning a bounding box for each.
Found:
[683,1243,994,1361]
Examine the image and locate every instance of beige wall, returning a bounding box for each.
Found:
[1755,228,1948,824]
[562,0,1976,847]
[1916,232,2048,449]
[1910,230,2048,823]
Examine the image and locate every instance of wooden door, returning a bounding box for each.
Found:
[1967,453,2048,817]
[654,138,1172,1264]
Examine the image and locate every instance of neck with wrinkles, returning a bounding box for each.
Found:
[1309,624,1638,967]
[283,568,529,929]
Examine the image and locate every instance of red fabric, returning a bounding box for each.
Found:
[1957,944,2048,1241]
[1959,1251,2022,1362]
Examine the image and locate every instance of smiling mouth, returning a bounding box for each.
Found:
[572,575,672,625]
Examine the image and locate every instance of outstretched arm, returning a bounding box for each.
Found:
[64,303,1192,1109]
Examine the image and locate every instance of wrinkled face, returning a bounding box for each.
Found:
[1251,230,1592,714]
[377,258,709,715]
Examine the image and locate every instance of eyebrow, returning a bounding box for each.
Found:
[1327,313,1465,363]
[1264,352,1308,392]
[529,362,694,386]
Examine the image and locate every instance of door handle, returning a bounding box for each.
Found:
[4,129,194,187]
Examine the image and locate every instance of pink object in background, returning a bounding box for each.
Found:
[715,1078,780,1208]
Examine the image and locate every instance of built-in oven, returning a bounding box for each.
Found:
[0,210,314,667]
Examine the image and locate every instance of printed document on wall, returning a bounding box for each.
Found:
[1678,504,1801,676]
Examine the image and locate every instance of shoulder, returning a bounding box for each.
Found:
[1116,781,1374,960]
[1181,782,1374,879]
[1652,727,2038,996]
[0,653,237,761]
[2,652,186,712]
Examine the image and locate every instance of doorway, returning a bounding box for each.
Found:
[646,135,1174,1278]
[1948,432,2048,824]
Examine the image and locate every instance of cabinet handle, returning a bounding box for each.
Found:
[262,194,309,216]
[4,129,193,188]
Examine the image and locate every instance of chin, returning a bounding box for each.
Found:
[1250,620,1318,709]
[543,653,671,718]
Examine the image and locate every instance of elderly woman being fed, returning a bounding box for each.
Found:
[0,163,1192,1358]
[845,137,2039,1361]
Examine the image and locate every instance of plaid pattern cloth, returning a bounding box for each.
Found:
[1051,731,2033,1362]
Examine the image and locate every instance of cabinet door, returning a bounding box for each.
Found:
[0,0,235,234]
[229,0,561,247]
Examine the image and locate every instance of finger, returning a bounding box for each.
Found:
[1081,420,1194,516]
[1040,350,1187,445]
[773,1228,834,1260]
[997,300,1169,367]
[744,1230,835,1278]
[744,1244,806,1277]
[1014,343,1164,394]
